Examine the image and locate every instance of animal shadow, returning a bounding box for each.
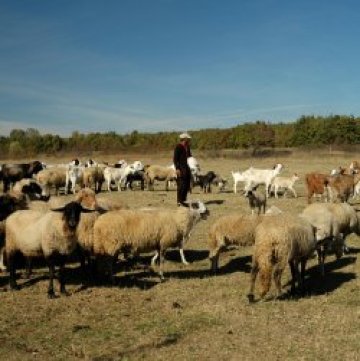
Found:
[282,256,357,300]
[204,199,225,205]
[216,255,252,275]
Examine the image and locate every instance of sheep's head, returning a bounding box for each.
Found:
[188,200,209,219]
[75,188,97,210]
[21,181,47,201]
[51,201,95,230]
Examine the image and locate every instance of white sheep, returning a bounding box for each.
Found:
[302,203,359,257]
[5,201,94,297]
[247,214,317,302]
[271,173,300,198]
[93,201,208,279]
[300,205,340,276]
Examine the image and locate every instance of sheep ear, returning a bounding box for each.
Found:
[51,206,66,212]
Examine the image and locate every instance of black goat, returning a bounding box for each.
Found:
[192,171,217,193]
[125,170,145,190]
[1,161,44,192]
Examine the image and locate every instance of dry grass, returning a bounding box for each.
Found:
[1,151,360,361]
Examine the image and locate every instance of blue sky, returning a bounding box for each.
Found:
[1,0,360,136]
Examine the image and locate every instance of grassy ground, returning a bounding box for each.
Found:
[0,151,359,361]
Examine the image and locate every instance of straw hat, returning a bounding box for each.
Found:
[179,132,191,139]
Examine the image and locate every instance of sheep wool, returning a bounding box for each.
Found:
[248,214,316,301]
[208,214,262,271]
[93,204,206,278]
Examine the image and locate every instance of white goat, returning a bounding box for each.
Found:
[104,161,144,191]
[271,173,300,198]
[65,165,84,194]
[243,164,284,197]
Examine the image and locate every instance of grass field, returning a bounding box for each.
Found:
[0,150,359,361]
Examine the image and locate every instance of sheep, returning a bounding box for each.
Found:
[5,201,94,297]
[271,173,300,198]
[245,189,267,215]
[35,167,67,196]
[93,201,208,280]
[0,180,51,272]
[0,193,29,271]
[83,165,105,193]
[321,203,359,253]
[208,214,262,272]
[144,165,177,191]
[24,188,99,278]
[247,214,317,302]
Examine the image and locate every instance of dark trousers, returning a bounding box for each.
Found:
[176,174,191,205]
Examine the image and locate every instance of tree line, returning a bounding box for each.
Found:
[1,114,359,158]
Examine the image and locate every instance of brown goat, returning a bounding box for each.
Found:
[305,173,330,203]
[327,173,360,202]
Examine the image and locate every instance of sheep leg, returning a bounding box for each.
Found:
[247,262,259,303]
[25,257,33,279]
[151,251,159,267]
[209,247,220,273]
[288,260,298,294]
[0,247,6,272]
[8,252,20,290]
[158,249,165,281]
[58,256,69,296]
[300,259,307,295]
[316,245,325,277]
[273,265,284,298]
[46,257,57,298]
[179,248,189,265]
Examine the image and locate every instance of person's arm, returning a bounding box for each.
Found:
[173,145,181,170]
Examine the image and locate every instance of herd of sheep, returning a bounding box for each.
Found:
[0,157,359,302]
